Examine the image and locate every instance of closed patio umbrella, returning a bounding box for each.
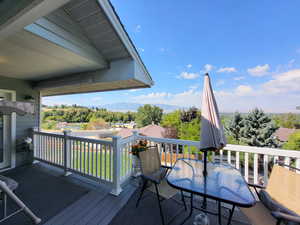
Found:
[200,73,226,176]
[0,100,34,115]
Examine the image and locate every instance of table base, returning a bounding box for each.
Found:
[178,194,236,225]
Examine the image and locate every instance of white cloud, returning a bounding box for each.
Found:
[202,64,214,73]
[159,47,166,53]
[247,64,270,76]
[134,25,141,33]
[138,48,145,52]
[235,85,254,96]
[132,90,201,108]
[177,72,200,80]
[262,69,300,94]
[234,76,245,81]
[187,64,192,68]
[217,67,237,73]
[216,79,225,86]
[189,84,199,91]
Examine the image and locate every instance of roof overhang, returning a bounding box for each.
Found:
[0,0,153,95]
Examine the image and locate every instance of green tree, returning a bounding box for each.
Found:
[135,104,163,127]
[283,131,300,150]
[161,111,181,130]
[225,112,244,143]
[240,108,279,147]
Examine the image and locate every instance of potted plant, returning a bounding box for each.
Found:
[131,140,147,176]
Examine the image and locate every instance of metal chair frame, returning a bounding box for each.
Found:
[135,146,187,225]
[248,162,300,225]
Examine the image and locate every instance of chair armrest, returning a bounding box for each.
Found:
[271,211,300,223]
[248,183,265,189]
[161,165,172,170]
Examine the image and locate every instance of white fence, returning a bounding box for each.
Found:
[33,130,300,195]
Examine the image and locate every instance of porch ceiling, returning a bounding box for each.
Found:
[0,0,153,94]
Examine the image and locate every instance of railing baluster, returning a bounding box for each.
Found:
[110,144,113,182]
[227,150,231,165]
[104,144,107,180]
[244,153,249,182]
[220,150,223,163]
[263,155,268,184]
[296,158,300,174]
[253,153,258,184]
[235,152,240,169]
[96,144,99,178]
[284,157,290,168]
[100,144,103,179]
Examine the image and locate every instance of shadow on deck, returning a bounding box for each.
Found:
[0,163,251,225]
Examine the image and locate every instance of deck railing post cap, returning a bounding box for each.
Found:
[132,130,139,135]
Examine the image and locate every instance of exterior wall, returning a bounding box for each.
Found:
[0,76,39,167]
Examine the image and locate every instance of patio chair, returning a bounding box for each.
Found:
[135,146,187,225]
[240,163,300,225]
[0,176,41,224]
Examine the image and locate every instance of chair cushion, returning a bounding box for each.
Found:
[240,202,277,225]
[0,175,18,191]
[266,165,300,215]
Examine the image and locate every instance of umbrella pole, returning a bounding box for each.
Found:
[203,151,208,176]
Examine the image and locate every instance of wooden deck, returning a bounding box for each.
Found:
[1,163,136,225]
[1,162,252,225]
[44,185,135,225]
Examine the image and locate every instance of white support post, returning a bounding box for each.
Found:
[111,136,123,196]
[132,130,139,143]
[31,127,39,164]
[63,130,72,176]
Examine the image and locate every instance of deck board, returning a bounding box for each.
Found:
[44,184,136,225]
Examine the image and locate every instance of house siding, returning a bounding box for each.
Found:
[0,76,39,167]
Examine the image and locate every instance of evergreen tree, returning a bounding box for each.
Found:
[226,112,244,143]
[240,108,279,147]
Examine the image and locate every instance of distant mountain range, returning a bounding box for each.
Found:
[101,103,187,112]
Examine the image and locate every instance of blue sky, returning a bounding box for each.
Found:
[44,0,300,113]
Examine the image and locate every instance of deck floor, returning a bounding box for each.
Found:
[1,163,252,225]
[0,163,136,225]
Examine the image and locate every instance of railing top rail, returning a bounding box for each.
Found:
[136,134,200,147]
[33,131,113,145]
[225,144,300,158]
[68,135,113,145]
[133,134,300,158]
[33,131,64,138]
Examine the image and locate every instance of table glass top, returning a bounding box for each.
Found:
[167,159,255,207]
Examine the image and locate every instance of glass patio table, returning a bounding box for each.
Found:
[166,158,256,225]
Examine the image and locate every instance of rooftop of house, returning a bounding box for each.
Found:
[273,127,299,142]
[117,124,167,138]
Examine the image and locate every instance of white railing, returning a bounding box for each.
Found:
[33,130,125,195]
[131,133,300,185]
[32,129,300,195]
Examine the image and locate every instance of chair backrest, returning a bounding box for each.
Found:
[266,165,300,215]
[139,146,161,176]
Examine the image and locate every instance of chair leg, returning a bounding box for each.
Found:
[136,179,147,208]
[155,184,165,225]
[180,190,187,211]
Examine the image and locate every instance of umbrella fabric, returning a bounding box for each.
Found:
[200,73,226,151]
[0,100,34,116]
